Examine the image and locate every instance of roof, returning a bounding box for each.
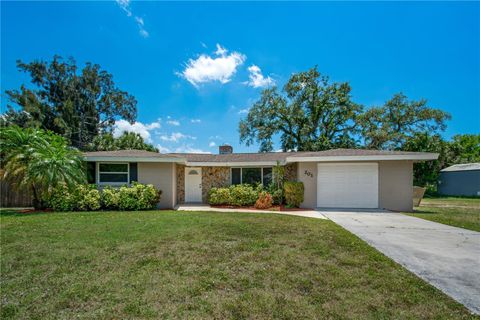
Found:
[83,150,184,163]
[168,148,439,165]
[82,148,438,165]
[441,163,480,172]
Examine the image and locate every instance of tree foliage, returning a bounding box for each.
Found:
[86,132,158,152]
[358,93,450,150]
[239,67,362,152]
[3,56,137,149]
[0,126,86,209]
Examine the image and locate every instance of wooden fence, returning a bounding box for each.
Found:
[0,180,33,207]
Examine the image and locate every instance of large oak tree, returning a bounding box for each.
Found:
[239,67,363,152]
[3,56,137,149]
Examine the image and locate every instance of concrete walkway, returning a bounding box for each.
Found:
[175,204,327,219]
[322,210,480,314]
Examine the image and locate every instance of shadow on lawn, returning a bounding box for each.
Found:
[0,208,53,217]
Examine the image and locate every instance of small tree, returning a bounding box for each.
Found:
[1,126,86,209]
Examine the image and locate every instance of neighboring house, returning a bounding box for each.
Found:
[438,163,480,197]
[83,146,438,212]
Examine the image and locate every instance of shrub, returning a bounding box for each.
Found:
[208,187,232,205]
[75,185,101,211]
[255,191,273,209]
[49,185,76,212]
[49,184,100,211]
[101,186,120,210]
[117,182,161,211]
[267,183,284,205]
[229,184,258,206]
[284,181,304,208]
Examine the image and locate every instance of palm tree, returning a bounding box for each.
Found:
[1,126,86,209]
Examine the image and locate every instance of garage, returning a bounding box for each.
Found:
[317,163,379,208]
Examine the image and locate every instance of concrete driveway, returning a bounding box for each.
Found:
[322,210,480,314]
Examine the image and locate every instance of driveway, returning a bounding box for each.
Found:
[322,210,480,314]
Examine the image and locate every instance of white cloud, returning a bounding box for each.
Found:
[113,119,160,143]
[167,120,180,126]
[209,141,216,147]
[115,0,149,38]
[159,132,196,142]
[174,145,211,154]
[190,119,201,123]
[245,65,275,88]
[238,108,249,115]
[178,44,246,87]
[156,144,172,153]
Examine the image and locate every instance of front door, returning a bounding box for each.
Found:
[185,167,202,202]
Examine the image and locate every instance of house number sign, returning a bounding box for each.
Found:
[304,170,313,178]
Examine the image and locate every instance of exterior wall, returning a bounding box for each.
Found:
[297,162,318,209]
[201,167,230,202]
[378,161,413,212]
[137,162,176,209]
[285,163,298,181]
[438,170,480,196]
[176,164,185,204]
[298,160,414,211]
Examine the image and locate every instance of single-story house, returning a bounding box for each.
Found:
[83,146,438,212]
[438,163,480,197]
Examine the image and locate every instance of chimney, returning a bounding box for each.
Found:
[219,144,233,154]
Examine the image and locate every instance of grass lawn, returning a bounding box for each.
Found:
[408,197,480,232]
[1,210,476,319]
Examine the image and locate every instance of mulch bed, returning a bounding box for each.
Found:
[210,205,311,212]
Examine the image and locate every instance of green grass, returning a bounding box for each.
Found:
[408,197,480,232]
[1,210,476,319]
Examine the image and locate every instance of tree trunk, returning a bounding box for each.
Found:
[31,185,45,210]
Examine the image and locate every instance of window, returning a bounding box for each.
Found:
[231,168,241,185]
[231,167,272,186]
[98,163,129,184]
[262,167,273,186]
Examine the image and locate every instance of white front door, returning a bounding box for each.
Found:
[185,167,202,202]
[317,163,379,208]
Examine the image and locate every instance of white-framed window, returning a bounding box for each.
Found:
[231,167,273,186]
[97,162,129,185]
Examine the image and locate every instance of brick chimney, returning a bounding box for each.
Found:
[219,144,233,154]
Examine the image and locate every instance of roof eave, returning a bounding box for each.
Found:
[286,154,439,163]
[185,161,283,167]
[84,156,186,163]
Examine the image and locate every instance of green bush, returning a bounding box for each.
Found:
[49,183,160,211]
[117,182,161,211]
[228,184,258,206]
[267,183,284,205]
[208,187,232,205]
[208,184,260,207]
[284,181,304,208]
[49,185,76,211]
[75,185,101,211]
[101,186,120,209]
[49,184,100,211]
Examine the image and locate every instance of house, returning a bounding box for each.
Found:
[83,146,438,212]
[438,163,480,197]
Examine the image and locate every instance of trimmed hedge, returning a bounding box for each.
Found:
[208,184,263,207]
[49,182,161,211]
[284,181,304,208]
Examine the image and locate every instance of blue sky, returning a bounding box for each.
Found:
[1,1,479,153]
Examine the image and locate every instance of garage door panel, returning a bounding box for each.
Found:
[317,163,378,208]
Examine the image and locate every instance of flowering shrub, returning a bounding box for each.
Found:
[117,183,161,211]
[101,186,120,209]
[49,184,100,211]
[208,187,232,205]
[49,183,160,211]
[254,191,273,209]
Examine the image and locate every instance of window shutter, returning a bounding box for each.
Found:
[87,162,96,184]
[129,163,138,182]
